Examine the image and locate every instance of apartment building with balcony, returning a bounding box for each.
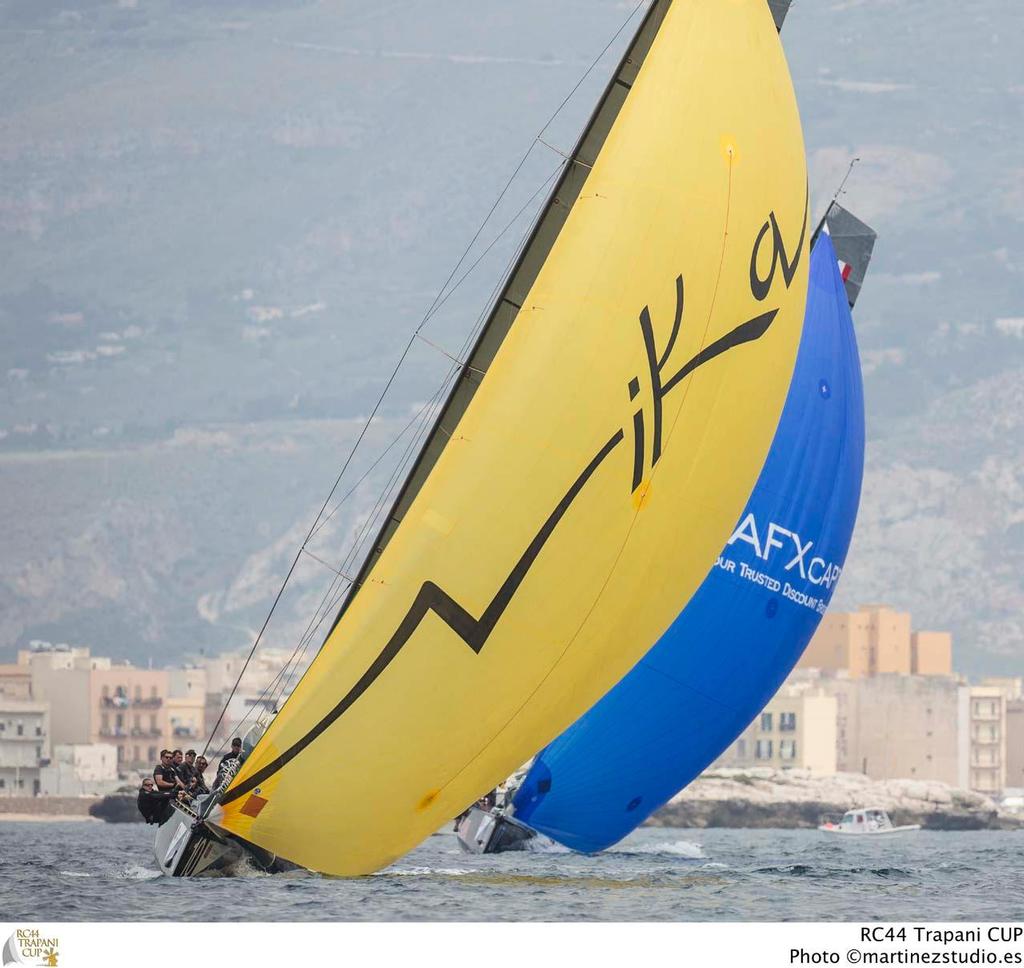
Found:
[717,686,837,773]
[968,686,1006,796]
[19,643,206,773]
[0,697,50,796]
[91,667,171,770]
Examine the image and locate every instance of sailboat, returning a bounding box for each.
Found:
[155,0,809,877]
[456,202,877,855]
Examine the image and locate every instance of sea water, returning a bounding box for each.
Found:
[2,821,1021,921]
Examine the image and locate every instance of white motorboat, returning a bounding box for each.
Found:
[819,807,920,836]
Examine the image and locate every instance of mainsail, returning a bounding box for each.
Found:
[214,0,809,876]
[511,220,874,853]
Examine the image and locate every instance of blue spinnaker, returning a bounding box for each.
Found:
[511,233,865,852]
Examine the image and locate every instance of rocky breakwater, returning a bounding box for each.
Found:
[648,768,1022,831]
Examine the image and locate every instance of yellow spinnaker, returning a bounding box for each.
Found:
[216,0,809,875]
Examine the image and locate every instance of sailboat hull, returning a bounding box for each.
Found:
[455,806,538,854]
[153,799,293,877]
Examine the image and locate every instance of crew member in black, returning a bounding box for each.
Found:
[154,749,184,793]
[137,777,176,825]
[178,749,197,787]
[191,755,210,796]
[215,737,244,787]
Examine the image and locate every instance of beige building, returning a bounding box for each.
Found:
[717,686,837,773]
[912,632,953,676]
[799,605,952,679]
[817,673,968,786]
[19,643,211,773]
[167,666,207,749]
[1005,698,1024,792]
[0,697,50,796]
[0,664,32,700]
[967,686,1006,796]
[91,666,171,770]
[26,645,111,747]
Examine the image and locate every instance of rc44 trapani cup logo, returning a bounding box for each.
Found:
[3,930,59,967]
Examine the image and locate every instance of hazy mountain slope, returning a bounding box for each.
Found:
[1,0,1022,673]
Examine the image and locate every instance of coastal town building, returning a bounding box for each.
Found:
[1005,698,1024,792]
[0,697,50,796]
[799,605,953,678]
[12,643,218,775]
[966,686,1006,796]
[39,742,119,796]
[820,672,968,786]
[167,666,206,748]
[24,644,111,747]
[0,663,31,700]
[716,686,837,773]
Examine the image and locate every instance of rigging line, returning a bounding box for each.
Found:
[300,548,358,582]
[264,365,460,720]
[811,157,860,244]
[417,162,564,330]
[831,156,860,205]
[202,325,425,758]
[308,378,454,542]
[214,4,651,756]
[537,138,593,169]
[420,0,649,319]
[299,142,559,550]
[414,332,487,374]
[242,381,461,736]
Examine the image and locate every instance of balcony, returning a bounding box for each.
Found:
[172,727,199,739]
[130,727,163,738]
[972,733,1001,745]
[100,697,130,709]
[133,698,163,709]
[98,728,128,738]
[0,731,42,741]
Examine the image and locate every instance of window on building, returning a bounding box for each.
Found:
[0,778,4,788]
[16,723,23,736]
[102,685,109,698]
[36,746,42,759]
[151,686,158,699]
[101,713,109,732]
[755,739,773,760]
[134,685,142,700]
[760,712,773,732]
[779,740,796,760]
[148,746,157,763]
[35,725,41,736]
[736,738,747,758]
[779,712,797,732]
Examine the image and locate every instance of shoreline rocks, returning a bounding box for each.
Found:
[647,768,1022,831]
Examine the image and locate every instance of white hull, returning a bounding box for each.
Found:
[153,800,246,877]
[153,796,295,877]
[455,805,540,853]
[819,824,921,836]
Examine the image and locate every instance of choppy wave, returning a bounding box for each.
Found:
[610,839,705,859]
